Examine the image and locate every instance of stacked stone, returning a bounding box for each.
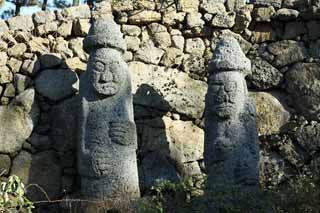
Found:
[0,0,320,204]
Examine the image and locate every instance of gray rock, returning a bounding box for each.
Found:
[53,37,73,59]
[35,69,79,101]
[205,37,259,188]
[211,37,251,73]
[267,40,308,67]
[251,23,277,43]
[252,6,276,22]
[0,89,37,154]
[185,38,205,56]
[148,23,167,34]
[0,40,8,52]
[285,63,320,120]
[248,57,283,89]
[0,66,13,84]
[233,8,252,33]
[21,59,40,77]
[274,8,299,21]
[122,25,141,36]
[225,0,246,11]
[28,37,49,55]
[172,35,185,50]
[212,12,236,28]
[0,20,9,33]
[7,43,27,59]
[7,15,34,31]
[283,0,308,9]
[10,150,62,201]
[135,45,165,65]
[78,17,140,199]
[128,11,161,24]
[40,53,62,69]
[32,11,56,25]
[130,61,207,120]
[309,39,320,58]
[124,36,140,52]
[153,32,171,49]
[295,122,320,153]
[182,54,206,78]
[0,154,11,175]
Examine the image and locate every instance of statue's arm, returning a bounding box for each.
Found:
[109,120,137,147]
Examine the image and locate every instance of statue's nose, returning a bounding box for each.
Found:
[99,72,113,83]
[216,88,229,103]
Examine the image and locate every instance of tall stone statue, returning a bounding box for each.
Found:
[77,17,140,200]
[204,37,259,188]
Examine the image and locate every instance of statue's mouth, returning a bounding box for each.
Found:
[93,82,119,96]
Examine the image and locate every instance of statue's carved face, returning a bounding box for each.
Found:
[88,48,123,97]
[209,72,247,119]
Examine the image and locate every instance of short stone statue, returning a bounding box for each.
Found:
[204,37,259,188]
[77,17,140,200]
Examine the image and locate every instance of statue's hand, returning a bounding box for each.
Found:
[109,121,137,146]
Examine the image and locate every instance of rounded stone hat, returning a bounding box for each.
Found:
[83,17,127,53]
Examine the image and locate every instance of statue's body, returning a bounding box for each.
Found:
[77,18,140,200]
[204,37,259,187]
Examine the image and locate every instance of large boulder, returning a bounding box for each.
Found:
[285,63,320,121]
[130,61,207,120]
[8,15,34,31]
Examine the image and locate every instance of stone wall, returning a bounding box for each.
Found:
[0,0,320,205]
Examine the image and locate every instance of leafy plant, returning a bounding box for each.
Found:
[0,175,34,213]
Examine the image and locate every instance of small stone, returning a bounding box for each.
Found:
[35,69,79,101]
[7,43,27,59]
[0,40,8,51]
[7,57,22,73]
[29,37,49,55]
[69,38,88,62]
[226,0,246,11]
[122,51,133,62]
[21,59,40,77]
[182,54,206,78]
[112,0,134,12]
[14,31,31,43]
[122,25,141,36]
[253,0,282,8]
[200,1,226,14]
[0,20,9,33]
[36,22,58,36]
[64,57,86,74]
[73,19,90,36]
[162,11,186,26]
[186,12,204,29]
[14,74,32,94]
[128,11,161,25]
[160,47,184,67]
[115,12,128,24]
[203,13,213,22]
[3,84,15,97]
[8,15,34,31]
[0,52,7,66]
[125,36,140,52]
[179,0,199,12]
[61,4,91,20]
[0,66,13,84]
[153,32,171,48]
[185,38,205,56]
[211,12,236,28]
[252,23,277,43]
[32,11,56,25]
[135,45,165,65]
[172,35,185,50]
[148,23,167,34]
[274,8,299,21]
[252,6,276,22]
[53,37,73,59]
[233,8,252,33]
[1,34,16,47]
[57,21,73,37]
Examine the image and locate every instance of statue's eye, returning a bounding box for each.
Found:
[93,61,104,72]
[225,82,236,92]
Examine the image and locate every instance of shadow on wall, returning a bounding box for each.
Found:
[134,83,180,194]
[9,53,80,213]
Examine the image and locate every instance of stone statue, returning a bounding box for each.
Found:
[204,37,259,188]
[77,17,140,200]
